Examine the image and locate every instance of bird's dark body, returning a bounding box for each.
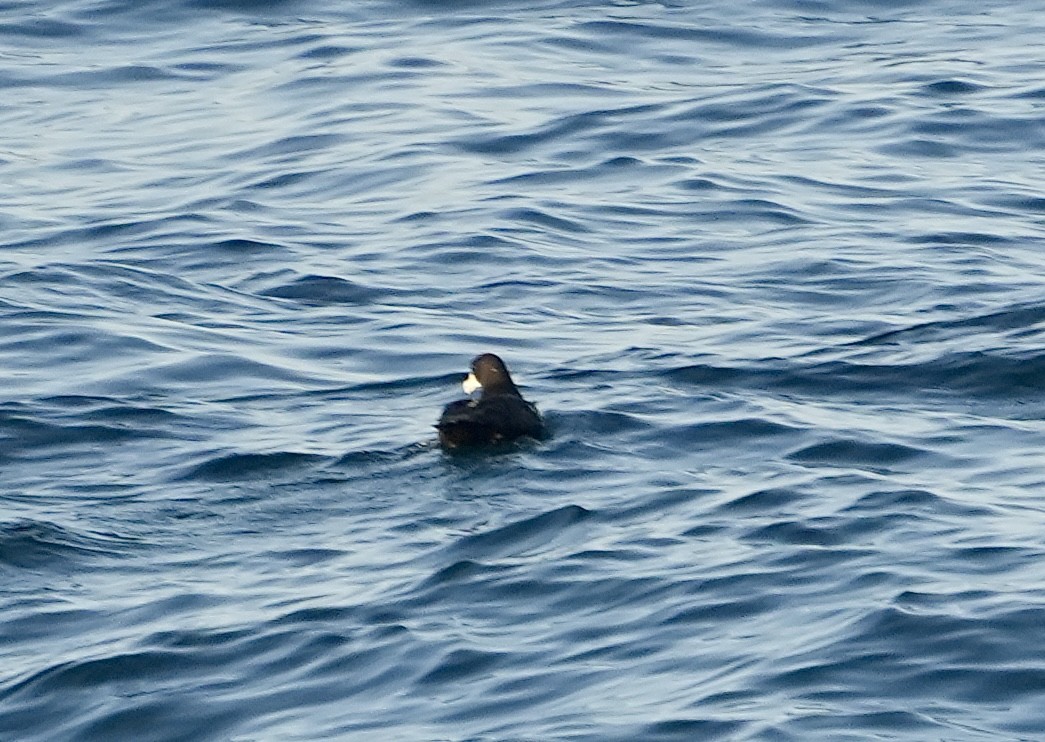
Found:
[437,395,543,448]
[436,354,543,449]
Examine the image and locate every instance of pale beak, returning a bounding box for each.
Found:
[462,372,482,395]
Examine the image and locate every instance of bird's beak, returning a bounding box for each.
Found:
[462,372,482,395]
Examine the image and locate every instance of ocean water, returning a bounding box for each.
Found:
[3,0,1045,739]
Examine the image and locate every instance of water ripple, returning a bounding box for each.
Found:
[3,0,1045,739]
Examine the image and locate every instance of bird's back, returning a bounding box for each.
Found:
[437,395,542,448]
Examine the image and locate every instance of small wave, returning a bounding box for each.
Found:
[638,718,746,740]
[149,354,315,386]
[716,486,805,514]
[258,274,388,306]
[788,438,929,470]
[421,559,488,587]
[180,451,324,481]
[663,348,1045,400]
[416,648,506,686]
[443,505,592,562]
[920,79,986,97]
[0,520,138,571]
[0,414,139,454]
[499,207,590,234]
[658,594,777,625]
[852,299,1045,343]
[841,488,992,518]
[577,19,823,50]
[744,519,847,547]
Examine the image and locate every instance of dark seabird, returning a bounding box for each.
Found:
[436,353,543,449]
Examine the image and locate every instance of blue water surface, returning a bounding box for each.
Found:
[3,0,1045,739]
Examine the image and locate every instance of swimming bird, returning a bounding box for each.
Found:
[436,353,543,449]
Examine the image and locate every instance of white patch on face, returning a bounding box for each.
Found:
[462,372,482,395]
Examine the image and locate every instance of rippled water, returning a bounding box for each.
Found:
[3,0,1045,739]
